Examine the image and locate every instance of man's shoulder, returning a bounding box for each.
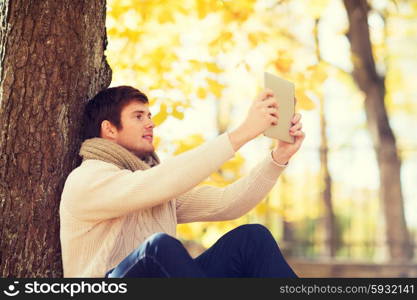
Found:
[61,160,123,204]
[75,159,121,171]
[65,160,122,185]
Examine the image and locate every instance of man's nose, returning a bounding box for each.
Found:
[146,118,154,128]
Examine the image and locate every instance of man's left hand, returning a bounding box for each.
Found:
[272,113,305,164]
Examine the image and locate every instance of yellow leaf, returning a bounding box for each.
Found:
[255,201,267,216]
[107,27,118,36]
[148,48,178,73]
[158,9,175,23]
[205,62,223,73]
[223,0,255,22]
[211,172,226,182]
[274,51,293,73]
[206,78,225,98]
[309,63,328,84]
[248,32,268,47]
[177,224,194,240]
[173,134,205,155]
[248,33,257,47]
[197,87,207,99]
[197,1,207,19]
[221,31,233,43]
[295,89,316,110]
[209,31,233,51]
[188,59,204,71]
[172,107,184,120]
[221,154,245,175]
[152,103,168,126]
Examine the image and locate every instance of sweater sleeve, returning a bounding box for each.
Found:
[175,152,286,223]
[61,133,235,222]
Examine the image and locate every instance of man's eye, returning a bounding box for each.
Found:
[136,115,143,120]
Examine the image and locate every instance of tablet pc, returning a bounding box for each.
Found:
[263,72,295,144]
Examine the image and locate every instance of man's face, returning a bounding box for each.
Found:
[112,101,155,158]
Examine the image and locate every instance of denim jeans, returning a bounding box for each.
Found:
[105,224,297,278]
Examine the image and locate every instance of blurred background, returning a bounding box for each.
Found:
[105,0,417,277]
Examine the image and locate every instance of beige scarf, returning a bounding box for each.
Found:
[79,138,160,171]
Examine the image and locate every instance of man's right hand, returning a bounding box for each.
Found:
[228,89,279,152]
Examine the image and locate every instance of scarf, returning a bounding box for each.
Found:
[79,138,160,171]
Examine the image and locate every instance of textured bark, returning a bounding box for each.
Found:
[343,0,412,261]
[0,0,112,277]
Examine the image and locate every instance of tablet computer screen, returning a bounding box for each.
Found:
[263,72,295,144]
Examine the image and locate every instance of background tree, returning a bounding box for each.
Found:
[0,0,111,277]
[313,18,339,258]
[343,0,412,261]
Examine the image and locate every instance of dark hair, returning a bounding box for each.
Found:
[81,86,148,140]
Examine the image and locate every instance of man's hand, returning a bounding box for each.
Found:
[228,89,279,152]
[272,113,305,165]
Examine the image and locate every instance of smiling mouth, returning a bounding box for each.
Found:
[142,135,153,142]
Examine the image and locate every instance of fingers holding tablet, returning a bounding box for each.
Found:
[291,112,301,124]
[256,89,275,102]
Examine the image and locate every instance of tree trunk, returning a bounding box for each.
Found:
[343,0,412,261]
[314,18,338,258]
[0,0,111,277]
[279,174,295,257]
[319,96,339,257]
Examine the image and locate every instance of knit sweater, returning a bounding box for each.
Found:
[59,133,286,277]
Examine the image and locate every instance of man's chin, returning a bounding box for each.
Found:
[133,147,155,158]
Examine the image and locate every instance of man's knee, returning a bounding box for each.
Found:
[235,224,275,242]
[144,233,183,257]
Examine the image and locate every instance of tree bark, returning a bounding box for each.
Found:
[343,0,412,261]
[319,96,339,257]
[280,174,295,257]
[0,0,111,277]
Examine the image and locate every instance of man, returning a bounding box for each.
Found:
[59,85,305,278]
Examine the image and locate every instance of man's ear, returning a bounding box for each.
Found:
[100,120,118,140]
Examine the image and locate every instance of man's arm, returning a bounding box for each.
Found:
[62,133,236,222]
[176,112,305,223]
[176,152,287,223]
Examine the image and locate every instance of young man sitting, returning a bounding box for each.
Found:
[59,85,305,278]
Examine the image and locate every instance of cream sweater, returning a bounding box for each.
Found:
[59,133,286,277]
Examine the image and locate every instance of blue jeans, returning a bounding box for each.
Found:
[105,224,297,278]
